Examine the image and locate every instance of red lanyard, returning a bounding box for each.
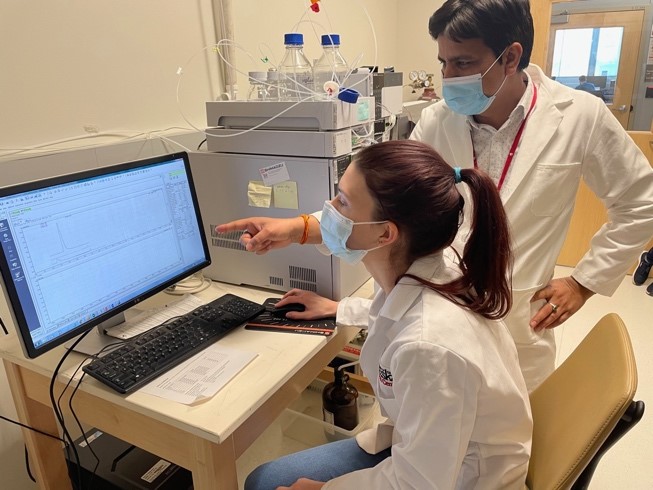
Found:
[473,83,538,191]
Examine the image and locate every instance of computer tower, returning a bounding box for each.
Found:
[189,150,370,300]
[64,429,192,490]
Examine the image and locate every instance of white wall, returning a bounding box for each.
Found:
[0,0,445,158]
[0,0,220,152]
[396,2,446,101]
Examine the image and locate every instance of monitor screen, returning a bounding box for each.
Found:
[0,152,210,358]
[586,76,607,89]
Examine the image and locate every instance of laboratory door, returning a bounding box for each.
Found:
[546,9,644,129]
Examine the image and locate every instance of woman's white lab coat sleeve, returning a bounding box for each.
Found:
[324,342,479,489]
[337,296,372,328]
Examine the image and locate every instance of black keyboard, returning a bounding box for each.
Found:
[82,294,265,394]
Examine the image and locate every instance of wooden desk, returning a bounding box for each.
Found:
[0,281,363,489]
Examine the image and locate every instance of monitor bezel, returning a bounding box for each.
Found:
[0,151,211,359]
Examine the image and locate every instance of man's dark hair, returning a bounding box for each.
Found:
[429,0,534,70]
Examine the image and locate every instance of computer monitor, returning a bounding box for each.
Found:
[0,152,210,359]
[586,75,607,89]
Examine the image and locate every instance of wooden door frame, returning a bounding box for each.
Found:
[531,0,577,68]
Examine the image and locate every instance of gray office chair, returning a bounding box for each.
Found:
[526,313,645,490]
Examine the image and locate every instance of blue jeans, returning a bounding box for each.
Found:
[244,438,391,490]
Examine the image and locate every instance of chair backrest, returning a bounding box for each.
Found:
[526,313,638,490]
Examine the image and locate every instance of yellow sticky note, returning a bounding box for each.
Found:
[273,181,299,210]
[248,181,272,208]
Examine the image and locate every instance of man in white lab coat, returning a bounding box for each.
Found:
[219,0,653,393]
[406,0,653,390]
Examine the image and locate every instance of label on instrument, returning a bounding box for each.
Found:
[141,460,171,483]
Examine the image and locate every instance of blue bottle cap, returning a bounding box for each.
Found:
[284,33,304,45]
[321,34,340,46]
[337,88,360,104]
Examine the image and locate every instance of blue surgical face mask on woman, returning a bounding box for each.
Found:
[441,47,508,116]
[320,200,388,265]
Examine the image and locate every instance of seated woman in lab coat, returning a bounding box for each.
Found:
[243,140,532,490]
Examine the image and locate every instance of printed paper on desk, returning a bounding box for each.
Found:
[134,343,258,405]
[259,162,290,186]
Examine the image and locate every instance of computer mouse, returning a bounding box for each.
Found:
[270,302,306,317]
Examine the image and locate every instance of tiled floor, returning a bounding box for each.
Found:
[237,266,653,489]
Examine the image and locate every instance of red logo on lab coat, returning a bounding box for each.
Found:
[379,366,393,386]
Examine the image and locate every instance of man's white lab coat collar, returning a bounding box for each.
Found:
[527,64,574,107]
[376,253,446,323]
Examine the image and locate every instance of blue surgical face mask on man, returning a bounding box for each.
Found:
[320,200,388,265]
[441,47,508,116]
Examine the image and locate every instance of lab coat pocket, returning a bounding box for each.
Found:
[530,162,582,217]
[508,285,547,345]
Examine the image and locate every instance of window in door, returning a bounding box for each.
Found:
[551,26,624,104]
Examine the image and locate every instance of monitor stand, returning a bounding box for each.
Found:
[64,313,126,356]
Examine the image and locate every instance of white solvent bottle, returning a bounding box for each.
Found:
[266,68,281,101]
[278,33,313,101]
[247,71,268,101]
[313,34,348,99]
